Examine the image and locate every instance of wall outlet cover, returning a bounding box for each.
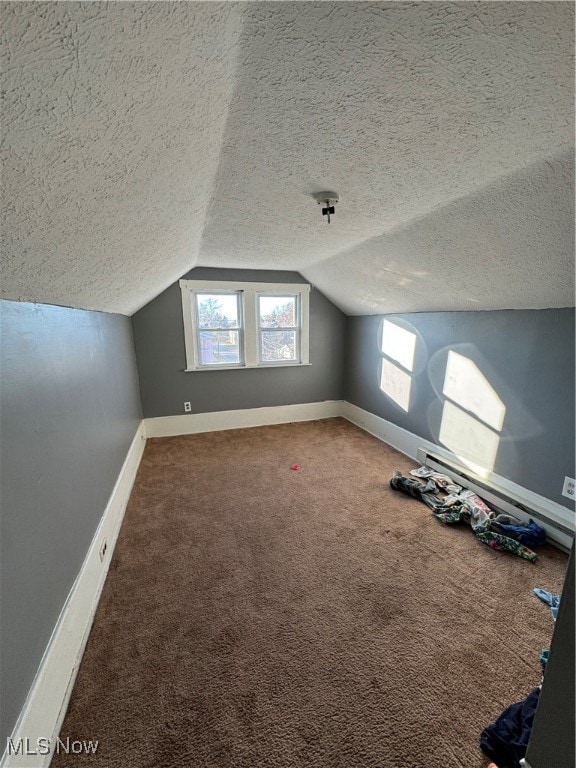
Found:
[184,401,192,413]
[562,476,575,501]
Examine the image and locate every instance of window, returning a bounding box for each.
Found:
[258,294,298,363]
[196,292,242,366]
[180,280,310,371]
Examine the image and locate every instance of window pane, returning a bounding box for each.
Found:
[199,330,240,365]
[196,294,239,329]
[259,296,296,328]
[260,330,297,362]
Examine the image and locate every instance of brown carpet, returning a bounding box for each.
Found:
[54,418,567,768]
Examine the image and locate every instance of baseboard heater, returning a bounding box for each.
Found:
[416,448,575,553]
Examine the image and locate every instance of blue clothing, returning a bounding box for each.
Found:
[491,518,546,548]
[533,587,560,620]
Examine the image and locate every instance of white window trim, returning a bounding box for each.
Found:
[179,280,311,371]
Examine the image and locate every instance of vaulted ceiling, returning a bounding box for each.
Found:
[1,2,574,316]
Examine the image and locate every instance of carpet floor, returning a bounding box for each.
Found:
[54,418,567,768]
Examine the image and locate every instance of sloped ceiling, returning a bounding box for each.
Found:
[1,2,574,316]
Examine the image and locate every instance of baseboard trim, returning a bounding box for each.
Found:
[341,402,574,549]
[143,400,344,438]
[1,423,147,768]
[341,401,423,460]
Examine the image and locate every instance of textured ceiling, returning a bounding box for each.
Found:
[1,2,574,316]
[1,3,242,314]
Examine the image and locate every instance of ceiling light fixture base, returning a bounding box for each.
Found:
[314,192,339,224]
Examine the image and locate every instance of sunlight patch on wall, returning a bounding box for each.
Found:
[439,351,506,478]
[381,319,416,372]
[439,400,501,478]
[380,359,412,412]
[443,350,505,431]
[378,320,419,412]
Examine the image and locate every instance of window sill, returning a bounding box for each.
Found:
[184,363,312,372]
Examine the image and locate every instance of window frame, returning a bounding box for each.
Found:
[180,280,310,371]
[193,289,244,369]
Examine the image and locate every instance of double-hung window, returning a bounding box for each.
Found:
[258,293,299,364]
[195,291,243,367]
[180,280,310,371]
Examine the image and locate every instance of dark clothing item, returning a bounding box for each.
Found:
[491,518,546,548]
[480,687,540,768]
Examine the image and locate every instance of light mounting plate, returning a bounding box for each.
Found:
[313,192,339,224]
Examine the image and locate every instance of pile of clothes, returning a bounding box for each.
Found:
[390,466,546,561]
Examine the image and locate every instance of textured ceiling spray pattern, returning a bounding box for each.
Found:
[1,2,243,314]
[302,151,575,314]
[1,2,574,315]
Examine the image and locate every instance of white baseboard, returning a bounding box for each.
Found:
[143,400,344,438]
[341,402,574,549]
[1,423,146,768]
[341,401,423,459]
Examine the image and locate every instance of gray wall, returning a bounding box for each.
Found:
[345,309,575,507]
[0,300,142,746]
[526,545,574,768]
[132,268,346,418]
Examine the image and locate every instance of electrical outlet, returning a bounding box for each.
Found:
[184,401,191,412]
[562,476,575,501]
[99,538,107,562]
